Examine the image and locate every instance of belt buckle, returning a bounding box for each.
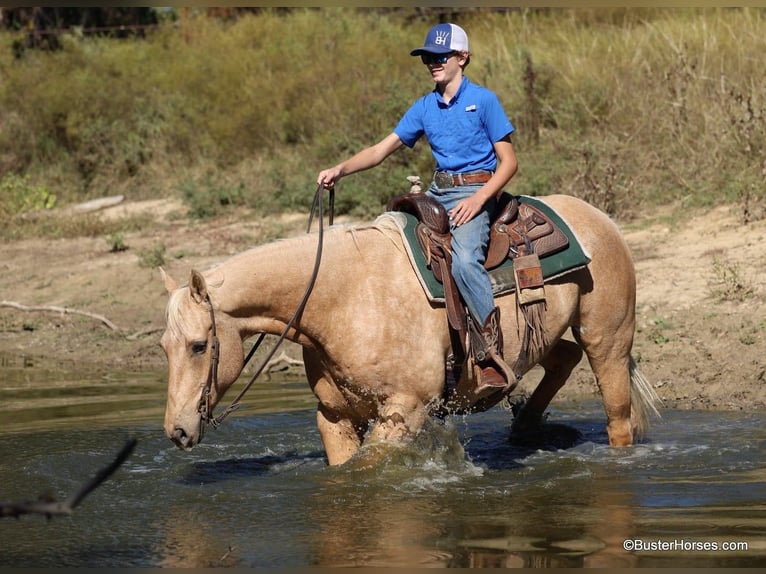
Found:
[434,171,453,189]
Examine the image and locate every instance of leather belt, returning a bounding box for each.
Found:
[434,170,493,189]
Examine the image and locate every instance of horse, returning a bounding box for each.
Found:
[160,194,660,466]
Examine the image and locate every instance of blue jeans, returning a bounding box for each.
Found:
[427,182,497,325]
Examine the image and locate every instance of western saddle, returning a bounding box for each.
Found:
[387,191,568,405]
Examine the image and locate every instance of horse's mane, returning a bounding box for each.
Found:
[163,217,405,340]
[352,213,408,253]
[164,288,190,341]
[219,216,405,265]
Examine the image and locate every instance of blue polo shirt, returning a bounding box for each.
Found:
[394,77,514,173]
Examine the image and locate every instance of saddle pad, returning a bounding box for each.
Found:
[378,195,592,303]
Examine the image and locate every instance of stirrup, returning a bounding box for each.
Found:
[469,309,518,392]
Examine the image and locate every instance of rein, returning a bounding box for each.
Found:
[197,184,335,430]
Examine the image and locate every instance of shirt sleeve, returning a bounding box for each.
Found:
[482,90,515,143]
[393,97,426,148]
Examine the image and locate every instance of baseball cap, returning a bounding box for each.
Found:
[410,23,470,56]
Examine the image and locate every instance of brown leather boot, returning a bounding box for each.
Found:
[476,307,517,391]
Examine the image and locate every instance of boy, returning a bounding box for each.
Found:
[318,23,518,390]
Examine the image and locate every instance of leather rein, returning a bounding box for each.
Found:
[197,184,334,433]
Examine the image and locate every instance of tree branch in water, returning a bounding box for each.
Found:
[0,438,137,519]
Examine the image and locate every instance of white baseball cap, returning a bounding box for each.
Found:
[410,23,470,56]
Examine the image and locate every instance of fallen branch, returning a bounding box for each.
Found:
[0,300,119,331]
[0,438,137,519]
[264,350,304,374]
[126,325,164,340]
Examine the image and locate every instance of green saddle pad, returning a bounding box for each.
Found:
[380,195,591,303]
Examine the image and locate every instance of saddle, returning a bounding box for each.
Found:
[387,191,566,394]
[485,192,569,270]
[388,192,568,310]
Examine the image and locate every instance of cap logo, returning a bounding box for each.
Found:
[434,30,449,47]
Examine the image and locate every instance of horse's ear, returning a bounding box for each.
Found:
[159,267,179,293]
[189,269,208,304]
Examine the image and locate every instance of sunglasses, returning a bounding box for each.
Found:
[420,52,458,66]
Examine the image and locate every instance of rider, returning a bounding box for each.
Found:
[317,22,518,391]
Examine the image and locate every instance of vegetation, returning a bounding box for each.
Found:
[708,256,757,302]
[1,7,765,239]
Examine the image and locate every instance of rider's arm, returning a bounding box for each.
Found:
[317,133,404,189]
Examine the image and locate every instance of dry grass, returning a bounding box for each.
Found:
[1,8,765,235]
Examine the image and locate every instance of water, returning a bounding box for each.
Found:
[0,357,764,567]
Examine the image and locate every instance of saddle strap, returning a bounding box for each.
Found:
[387,192,469,357]
[415,223,466,337]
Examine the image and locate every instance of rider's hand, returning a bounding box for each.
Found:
[449,194,485,227]
[317,167,342,190]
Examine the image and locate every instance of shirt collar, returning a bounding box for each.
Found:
[434,76,469,107]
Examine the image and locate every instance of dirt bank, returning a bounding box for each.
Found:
[1,198,764,412]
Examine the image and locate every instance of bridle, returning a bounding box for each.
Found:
[196,184,334,434]
[197,294,220,438]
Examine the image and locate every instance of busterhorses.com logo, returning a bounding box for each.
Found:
[434,31,449,47]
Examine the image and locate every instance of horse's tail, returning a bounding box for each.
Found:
[629,356,662,440]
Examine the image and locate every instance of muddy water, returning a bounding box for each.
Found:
[0,355,764,567]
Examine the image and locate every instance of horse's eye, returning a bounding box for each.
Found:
[191,341,208,355]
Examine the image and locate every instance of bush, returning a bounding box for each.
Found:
[180,176,248,219]
[1,7,766,231]
[0,173,56,217]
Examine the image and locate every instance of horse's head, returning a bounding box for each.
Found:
[160,268,245,450]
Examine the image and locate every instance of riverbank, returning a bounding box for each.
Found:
[1,197,764,412]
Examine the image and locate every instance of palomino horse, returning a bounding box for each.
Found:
[160,194,660,466]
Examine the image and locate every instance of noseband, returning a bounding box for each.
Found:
[197,293,220,433]
[195,184,333,435]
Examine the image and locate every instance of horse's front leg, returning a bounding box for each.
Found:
[366,393,427,446]
[316,404,368,466]
[304,349,368,466]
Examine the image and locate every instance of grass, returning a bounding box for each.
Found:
[138,242,166,269]
[4,212,152,241]
[106,232,127,253]
[1,7,765,236]
[649,316,672,345]
[708,256,757,302]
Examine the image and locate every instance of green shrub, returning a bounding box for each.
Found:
[180,176,248,219]
[0,173,56,217]
[106,232,128,252]
[138,242,166,268]
[709,256,757,302]
[1,7,766,232]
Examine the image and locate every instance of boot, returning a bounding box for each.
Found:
[476,307,517,391]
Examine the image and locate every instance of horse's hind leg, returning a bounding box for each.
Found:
[589,354,633,446]
[574,329,633,446]
[512,338,583,431]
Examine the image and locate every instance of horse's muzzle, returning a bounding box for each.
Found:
[170,426,197,450]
